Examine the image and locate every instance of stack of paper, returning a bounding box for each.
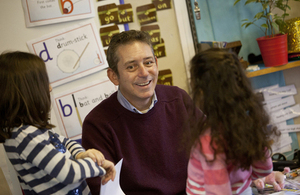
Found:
[255,84,300,154]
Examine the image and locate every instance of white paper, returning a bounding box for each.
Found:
[27,21,107,87]
[52,78,117,139]
[255,84,279,93]
[21,0,95,27]
[273,144,292,154]
[100,159,125,195]
[264,96,295,114]
[270,104,300,124]
[262,84,297,101]
[271,132,292,153]
[277,123,300,134]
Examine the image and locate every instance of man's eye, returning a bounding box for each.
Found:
[127,65,137,71]
[145,61,153,66]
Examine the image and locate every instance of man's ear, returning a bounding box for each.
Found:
[107,68,119,86]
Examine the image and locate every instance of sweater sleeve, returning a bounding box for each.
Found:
[13,128,106,185]
[186,135,232,195]
[251,149,273,180]
[54,132,86,159]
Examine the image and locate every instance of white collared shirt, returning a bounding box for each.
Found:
[117,88,158,114]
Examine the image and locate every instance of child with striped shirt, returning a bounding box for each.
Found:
[0,51,116,195]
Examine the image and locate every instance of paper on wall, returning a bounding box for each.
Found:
[277,123,300,134]
[255,84,279,93]
[21,0,95,27]
[264,96,295,114]
[52,78,117,140]
[270,104,300,124]
[262,84,297,101]
[27,21,107,87]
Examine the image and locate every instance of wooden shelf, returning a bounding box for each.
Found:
[247,60,300,78]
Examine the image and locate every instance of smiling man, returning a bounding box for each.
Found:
[82,30,202,195]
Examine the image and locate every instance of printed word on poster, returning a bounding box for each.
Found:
[53,78,117,140]
[21,0,95,27]
[27,22,107,87]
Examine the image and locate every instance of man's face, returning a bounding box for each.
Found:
[109,41,158,110]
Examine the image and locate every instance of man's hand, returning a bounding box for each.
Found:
[101,160,116,185]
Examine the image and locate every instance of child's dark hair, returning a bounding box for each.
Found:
[188,48,279,170]
[0,51,55,143]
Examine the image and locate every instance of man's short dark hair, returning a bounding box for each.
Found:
[106,30,154,76]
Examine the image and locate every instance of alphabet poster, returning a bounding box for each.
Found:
[27,22,108,87]
[53,78,117,140]
[21,0,95,27]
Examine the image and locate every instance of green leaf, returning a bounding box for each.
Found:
[245,0,258,5]
[233,0,241,6]
[272,22,279,31]
[254,12,264,19]
[242,22,253,28]
[241,19,249,22]
[261,24,268,29]
[282,13,289,17]
[262,3,269,10]
[245,23,253,28]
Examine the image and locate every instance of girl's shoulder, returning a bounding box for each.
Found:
[9,125,49,142]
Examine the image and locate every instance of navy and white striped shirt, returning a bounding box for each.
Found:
[4,125,105,195]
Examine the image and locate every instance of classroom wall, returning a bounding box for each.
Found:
[0,0,194,194]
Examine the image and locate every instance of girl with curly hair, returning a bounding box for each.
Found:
[186,48,280,195]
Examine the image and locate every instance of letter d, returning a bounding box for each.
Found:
[39,42,53,62]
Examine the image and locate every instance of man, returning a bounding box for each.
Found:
[82,30,202,195]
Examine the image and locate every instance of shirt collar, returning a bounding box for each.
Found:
[117,88,158,114]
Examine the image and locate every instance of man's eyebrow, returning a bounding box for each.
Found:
[144,56,154,60]
[124,60,136,65]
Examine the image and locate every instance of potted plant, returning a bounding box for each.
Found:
[234,0,300,67]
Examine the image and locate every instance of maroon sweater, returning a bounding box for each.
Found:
[82,85,201,195]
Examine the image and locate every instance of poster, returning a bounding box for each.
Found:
[21,0,95,27]
[27,22,108,87]
[53,78,117,140]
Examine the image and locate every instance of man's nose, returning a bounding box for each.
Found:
[138,65,149,77]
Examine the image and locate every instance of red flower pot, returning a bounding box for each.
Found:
[256,34,288,67]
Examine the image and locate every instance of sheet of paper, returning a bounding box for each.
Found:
[255,84,279,93]
[277,123,300,134]
[21,0,95,27]
[264,96,295,114]
[27,21,107,87]
[270,104,300,124]
[100,159,125,195]
[52,78,117,140]
[262,84,297,101]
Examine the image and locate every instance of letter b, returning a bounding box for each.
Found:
[59,100,72,117]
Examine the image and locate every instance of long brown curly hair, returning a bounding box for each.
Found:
[187,48,280,170]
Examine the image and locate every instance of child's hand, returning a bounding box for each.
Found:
[76,149,105,166]
[101,160,116,185]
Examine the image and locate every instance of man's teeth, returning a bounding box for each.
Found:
[137,81,150,86]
